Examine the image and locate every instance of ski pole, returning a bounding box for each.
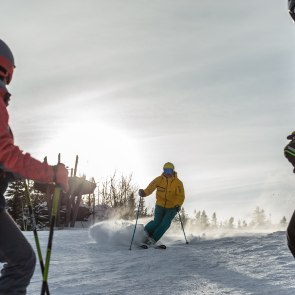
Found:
[129,196,142,250]
[178,211,189,244]
[24,181,50,295]
[41,186,61,295]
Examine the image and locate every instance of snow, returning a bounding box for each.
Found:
[19,220,295,294]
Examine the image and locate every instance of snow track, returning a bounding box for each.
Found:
[22,222,295,295]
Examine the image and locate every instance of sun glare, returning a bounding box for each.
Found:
[44,119,141,180]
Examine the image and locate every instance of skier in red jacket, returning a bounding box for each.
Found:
[0,39,69,294]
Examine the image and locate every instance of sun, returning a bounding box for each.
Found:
[44,118,141,181]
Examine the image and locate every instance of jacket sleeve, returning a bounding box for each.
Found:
[176,180,185,206]
[143,176,161,197]
[0,92,54,183]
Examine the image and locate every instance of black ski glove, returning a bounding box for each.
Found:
[175,205,181,212]
[138,189,146,197]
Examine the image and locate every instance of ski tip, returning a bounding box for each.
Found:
[138,244,166,249]
[139,244,149,249]
[155,244,166,249]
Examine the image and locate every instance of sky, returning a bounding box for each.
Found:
[1,0,295,221]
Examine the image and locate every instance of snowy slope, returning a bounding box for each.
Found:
[23,220,295,295]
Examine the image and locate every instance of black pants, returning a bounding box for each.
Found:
[287,210,295,258]
[0,180,36,295]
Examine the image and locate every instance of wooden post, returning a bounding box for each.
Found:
[46,187,52,222]
[92,192,95,225]
[70,192,83,227]
[43,157,52,221]
[65,195,72,228]
[70,177,85,227]
[56,153,61,227]
[74,155,78,177]
[66,156,79,227]
[92,179,96,225]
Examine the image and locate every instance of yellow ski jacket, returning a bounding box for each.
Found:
[143,172,185,208]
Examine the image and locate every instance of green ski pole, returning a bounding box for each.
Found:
[41,186,61,295]
[24,181,50,295]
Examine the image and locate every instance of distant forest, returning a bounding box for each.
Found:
[175,206,288,232]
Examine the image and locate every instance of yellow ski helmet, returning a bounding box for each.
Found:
[163,162,174,170]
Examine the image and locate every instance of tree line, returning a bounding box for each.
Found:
[173,206,288,231]
[5,173,288,231]
[5,172,151,230]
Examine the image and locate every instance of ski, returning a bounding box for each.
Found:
[139,244,149,249]
[139,244,166,249]
[155,244,167,249]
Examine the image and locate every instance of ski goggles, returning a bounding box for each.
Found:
[163,168,174,175]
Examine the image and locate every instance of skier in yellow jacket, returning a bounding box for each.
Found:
[138,162,185,245]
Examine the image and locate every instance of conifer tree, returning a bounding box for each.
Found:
[242,220,247,228]
[251,206,266,228]
[194,210,201,227]
[228,217,235,229]
[200,210,209,229]
[179,207,187,225]
[280,216,287,227]
[211,212,218,229]
[5,181,26,229]
[138,196,149,217]
[5,180,48,230]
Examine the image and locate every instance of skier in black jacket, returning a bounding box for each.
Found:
[289,0,295,22]
[284,131,295,173]
[284,131,295,257]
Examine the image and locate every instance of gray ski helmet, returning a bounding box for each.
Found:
[289,0,295,22]
[0,40,15,85]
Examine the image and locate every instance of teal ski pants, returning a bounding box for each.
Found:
[144,205,177,242]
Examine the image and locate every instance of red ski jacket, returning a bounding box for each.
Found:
[0,84,54,183]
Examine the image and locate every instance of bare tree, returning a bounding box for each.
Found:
[98,172,148,219]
